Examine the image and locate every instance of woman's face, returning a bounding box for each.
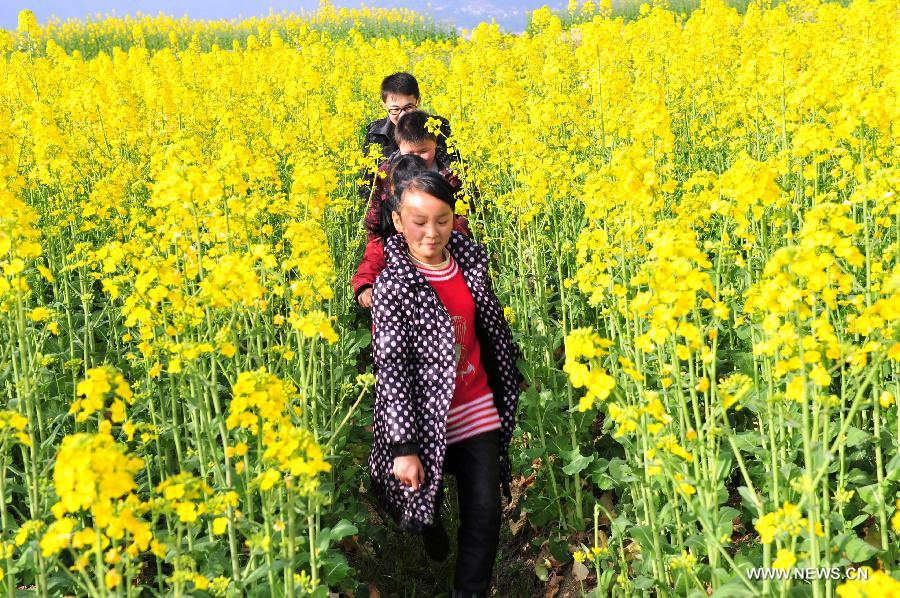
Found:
[391,188,453,266]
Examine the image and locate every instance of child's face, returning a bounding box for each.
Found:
[384,93,419,125]
[398,139,437,170]
[391,189,453,266]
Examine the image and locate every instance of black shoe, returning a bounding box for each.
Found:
[422,517,449,562]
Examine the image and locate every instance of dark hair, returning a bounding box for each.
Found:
[377,170,456,240]
[394,110,438,146]
[381,72,420,102]
[388,153,427,195]
[370,154,427,237]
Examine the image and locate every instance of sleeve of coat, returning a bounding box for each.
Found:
[459,162,481,215]
[358,166,375,202]
[363,171,389,234]
[372,278,418,448]
[452,214,473,239]
[468,178,481,215]
[351,238,387,301]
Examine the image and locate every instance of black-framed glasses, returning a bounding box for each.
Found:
[387,103,418,116]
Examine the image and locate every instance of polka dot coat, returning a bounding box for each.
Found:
[368,230,524,532]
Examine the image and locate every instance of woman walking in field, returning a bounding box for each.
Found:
[367,168,523,597]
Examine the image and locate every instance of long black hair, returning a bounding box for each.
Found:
[368,154,426,237]
[376,169,457,240]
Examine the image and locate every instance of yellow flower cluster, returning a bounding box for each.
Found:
[45,432,155,566]
[573,544,608,563]
[154,473,235,526]
[0,410,30,447]
[227,369,330,494]
[717,373,752,412]
[669,549,697,571]
[289,309,339,344]
[283,221,337,310]
[0,195,42,302]
[630,227,713,353]
[70,365,134,423]
[226,368,298,433]
[259,423,331,495]
[754,502,822,545]
[836,569,900,598]
[11,2,434,58]
[563,328,615,411]
[51,433,143,518]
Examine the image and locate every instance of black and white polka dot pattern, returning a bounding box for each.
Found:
[368,230,524,531]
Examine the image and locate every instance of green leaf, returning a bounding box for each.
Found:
[630,525,655,553]
[710,566,732,586]
[534,560,549,581]
[329,518,358,541]
[857,483,881,513]
[737,486,762,514]
[734,432,765,456]
[608,458,637,483]
[245,559,285,585]
[562,449,594,476]
[550,539,571,563]
[711,581,754,597]
[592,472,616,490]
[321,558,352,585]
[845,468,873,486]
[885,452,900,482]
[316,533,331,553]
[731,350,755,377]
[842,536,880,562]
[715,456,733,483]
[843,426,869,448]
[717,507,740,539]
[684,535,707,555]
[611,514,632,537]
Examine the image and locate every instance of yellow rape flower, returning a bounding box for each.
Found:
[772,548,797,570]
[28,306,51,322]
[40,518,76,557]
[212,517,228,535]
[105,570,121,589]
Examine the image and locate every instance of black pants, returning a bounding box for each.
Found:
[439,429,501,594]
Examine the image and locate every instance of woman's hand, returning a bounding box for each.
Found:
[358,288,373,308]
[392,455,424,490]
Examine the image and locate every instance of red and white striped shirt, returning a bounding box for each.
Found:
[413,251,501,445]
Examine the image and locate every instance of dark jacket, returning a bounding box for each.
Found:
[359,115,457,201]
[368,230,523,531]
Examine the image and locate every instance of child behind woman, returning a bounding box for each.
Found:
[353,111,473,308]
